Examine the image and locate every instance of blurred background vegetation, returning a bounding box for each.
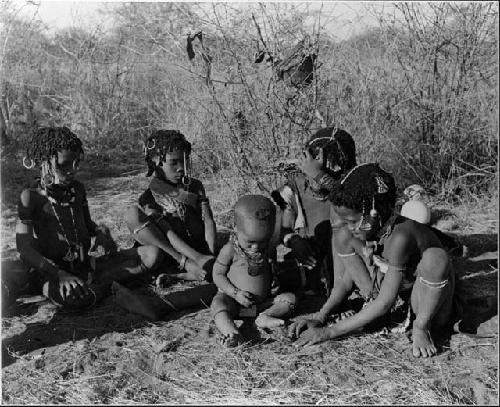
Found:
[1,1,497,200]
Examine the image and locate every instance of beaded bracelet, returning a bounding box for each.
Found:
[178,255,187,270]
[232,286,240,298]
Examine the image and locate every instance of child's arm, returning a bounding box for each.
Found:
[317,228,363,318]
[198,183,216,254]
[275,188,317,270]
[299,149,339,199]
[138,189,163,217]
[16,190,58,281]
[295,230,411,346]
[288,227,359,338]
[212,244,254,307]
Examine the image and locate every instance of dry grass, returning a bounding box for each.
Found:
[2,301,497,405]
[1,158,498,405]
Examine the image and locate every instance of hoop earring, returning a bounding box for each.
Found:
[181,152,191,187]
[370,196,378,218]
[146,139,156,150]
[22,157,35,169]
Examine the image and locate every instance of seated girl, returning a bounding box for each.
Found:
[125,130,216,282]
[289,163,456,358]
[271,126,357,296]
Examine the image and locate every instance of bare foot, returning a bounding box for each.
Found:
[255,313,285,329]
[112,281,164,321]
[174,259,206,281]
[412,325,437,358]
[221,332,244,348]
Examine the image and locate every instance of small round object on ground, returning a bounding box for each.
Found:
[401,200,431,224]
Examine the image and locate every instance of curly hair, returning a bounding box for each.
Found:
[24,127,83,166]
[306,125,356,178]
[329,163,397,223]
[144,130,191,177]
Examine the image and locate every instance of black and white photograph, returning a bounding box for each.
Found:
[0,0,498,404]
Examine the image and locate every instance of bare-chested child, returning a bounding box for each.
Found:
[125,130,217,282]
[6,126,215,315]
[289,163,456,358]
[210,195,297,347]
[271,126,358,296]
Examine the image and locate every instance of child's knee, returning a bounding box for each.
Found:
[210,292,237,319]
[273,292,297,311]
[137,245,164,271]
[417,247,450,280]
[124,205,146,231]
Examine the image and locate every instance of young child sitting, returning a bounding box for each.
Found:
[8,126,216,315]
[271,126,357,296]
[210,195,297,347]
[289,163,457,358]
[125,130,217,282]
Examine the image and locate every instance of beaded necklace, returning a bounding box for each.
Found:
[229,232,269,277]
[43,185,83,265]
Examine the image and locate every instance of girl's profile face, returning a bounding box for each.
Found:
[156,149,186,184]
[332,205,378,241]
[52,149,80,185]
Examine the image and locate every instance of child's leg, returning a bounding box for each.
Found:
[96,246,164,285]
[410,247,454,358]
[256,292,297,328]
[211,292,240,336]
[125,205,213,269]
[113,282,217,321]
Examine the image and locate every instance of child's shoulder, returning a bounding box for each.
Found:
[186,177,206,194]
[219,241,235,255]
[19,187,42,208]
[384,219,421,257]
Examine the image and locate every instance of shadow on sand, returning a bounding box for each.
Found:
[1,283,217,368]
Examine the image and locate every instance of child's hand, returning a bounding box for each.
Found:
[288,315,325,339]
[234,289,254,308]
[57,270,88,300]
[91,226,118,257]
[289,237,317,270]
[299,148,323,179]
[293,326,332,347]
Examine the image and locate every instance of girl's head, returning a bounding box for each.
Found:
[144,130,191,183]
[329,163,396,241]
[23,127,84,187]
[234,195,276,253]
[305,126,356,178]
